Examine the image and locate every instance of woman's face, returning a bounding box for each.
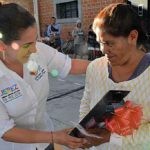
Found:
[6,25,37,64]
[97,30,136,66]
[77,23,81,28]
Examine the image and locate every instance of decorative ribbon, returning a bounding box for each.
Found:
[105,100,143,136]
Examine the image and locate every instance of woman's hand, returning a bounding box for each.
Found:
[82,128,111,148]
[53,128,87,149]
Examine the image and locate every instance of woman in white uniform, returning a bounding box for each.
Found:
[80,3,150,150]
[0,3,89,150]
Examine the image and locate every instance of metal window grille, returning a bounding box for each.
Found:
[56,0,78,19]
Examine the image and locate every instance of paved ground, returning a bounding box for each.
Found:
[46,74,86,130]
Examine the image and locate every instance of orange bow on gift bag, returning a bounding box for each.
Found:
[105,101,143,136]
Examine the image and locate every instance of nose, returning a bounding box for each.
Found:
[100,43,110,55]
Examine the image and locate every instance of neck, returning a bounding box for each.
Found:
[111,50,145,82]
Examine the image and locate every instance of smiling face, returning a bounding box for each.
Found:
[97,30,137,66]
[5,25,37,64]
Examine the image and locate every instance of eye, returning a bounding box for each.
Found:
[105,42,114,47]
[22,44,30,49]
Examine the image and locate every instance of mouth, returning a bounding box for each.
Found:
[24,55,30,60]
[21,55,30,63]
[107,55,115,61]
[24,52,32,58]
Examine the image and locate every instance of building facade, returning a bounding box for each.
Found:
[38,0,125,40]
[0,0,149,41]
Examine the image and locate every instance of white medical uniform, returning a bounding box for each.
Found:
[0,42,71,150]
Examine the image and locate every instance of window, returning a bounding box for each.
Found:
[56,0,78,19]
[54,0,81,23]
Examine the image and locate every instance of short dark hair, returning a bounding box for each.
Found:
[0,3,36,44]
[93,3,148,50]
[51,17,56,19]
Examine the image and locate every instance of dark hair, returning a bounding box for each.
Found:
[89,24,92,29]
[51,17,56,19]
[0,3,36,44]
[93,3,148,50]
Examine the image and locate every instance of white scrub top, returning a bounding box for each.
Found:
[0,42,71,150]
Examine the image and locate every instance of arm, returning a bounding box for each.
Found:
[79,64,110,148]
[56,24,61,35]
[2,127,86,149]
[47,25,51,37]
[37,42,90,76]
[2,127,52,143]
[69,59,90,74]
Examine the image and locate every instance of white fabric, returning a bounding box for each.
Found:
[87,47,100,51]
[80,56,150,150]
[0,42,71,150]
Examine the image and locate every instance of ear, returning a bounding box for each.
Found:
[0,40,7,52]
[128,30,138,45]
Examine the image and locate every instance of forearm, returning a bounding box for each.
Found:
[47,27,51,37]
[2,127,52,144]
[70,59,90,74]
[56,30,61,35]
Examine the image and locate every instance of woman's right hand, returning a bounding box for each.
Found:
[53,129,87,149]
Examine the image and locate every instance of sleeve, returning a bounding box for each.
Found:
[56,24,61,35]
[79,64,92,121]
[36,42,71,78]
[0,101,15,138]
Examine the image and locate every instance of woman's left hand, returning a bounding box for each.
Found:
[81,128,111,148]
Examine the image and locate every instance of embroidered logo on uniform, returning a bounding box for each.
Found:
[35,65,46,81]
[0,84,22,103]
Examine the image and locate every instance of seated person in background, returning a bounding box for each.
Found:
[61,32,74,55]
[47,17,61,51]
[40,24,50,45]
[80,3,150,150]
[87,24,102,60]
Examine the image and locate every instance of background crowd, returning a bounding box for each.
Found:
[41,17,103,60]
